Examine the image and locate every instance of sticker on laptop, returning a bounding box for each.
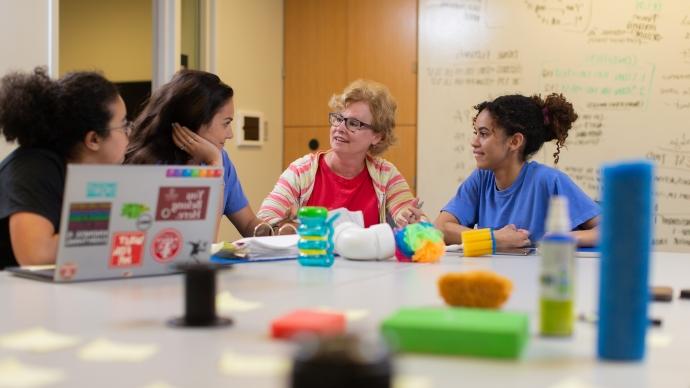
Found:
[86,182,117,198]
[58,262,78,280]
[110,231,146,268]
[121,203,150,220]
[188,240,210,261]
[155,187,210,221]
[65,202,112,247]
[136,213,153,231]
[151,228,183,262]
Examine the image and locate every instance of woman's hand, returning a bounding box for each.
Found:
[172,123,221,166]
[396,198,426,227]
[273,205,298,235]
[493,224,531,250]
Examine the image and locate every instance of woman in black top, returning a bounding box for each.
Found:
[0,68,129,269]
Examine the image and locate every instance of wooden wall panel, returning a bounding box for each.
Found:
[283,126,331,168]
[346,0,417,126]
[284,0,348,127]
[284,0,418,191]
[380,125,417,193]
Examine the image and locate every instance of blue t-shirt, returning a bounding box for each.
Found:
[221,149,249,216]
[442,161,599,243]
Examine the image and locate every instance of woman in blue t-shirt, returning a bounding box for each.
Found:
[434,94,599,249]
[125,70,263,238]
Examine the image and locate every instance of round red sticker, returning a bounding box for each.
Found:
[151,228,183,262]
[58,262,78,280]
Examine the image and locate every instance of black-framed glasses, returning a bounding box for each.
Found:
[328,112,374,132]
[109,120,133,137]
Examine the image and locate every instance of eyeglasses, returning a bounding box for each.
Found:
[253,221,298,237]
[328,112,374,132]
[109,120,133,137]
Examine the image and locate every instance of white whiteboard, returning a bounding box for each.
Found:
[418,0,690,252]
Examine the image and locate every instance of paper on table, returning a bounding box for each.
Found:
[315,307,369,322]
[213,234,299,260]
[329,207,364,228]
[0,327,80,353]
[210,241,241,258]
[394,375,433,388]
[216,291,262,312]
[547,377,601,388]
[218,351,289,376]
[19,265,56,272]
[575,248,600,258]
[141,381,179,388]
[0,358,65,388]
[445,244,462,252]
[445,244,538,256]
[648,332,672,348]
[78,338,158,362]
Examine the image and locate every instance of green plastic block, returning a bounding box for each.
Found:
[381,307,529,359]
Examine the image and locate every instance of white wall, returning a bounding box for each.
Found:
[59,0,152,81]
[0,0,56,159]
[215,0,283,242]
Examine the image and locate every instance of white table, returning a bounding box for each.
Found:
[1,252,689,388]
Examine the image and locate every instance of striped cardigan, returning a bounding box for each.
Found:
[258,151,418,227]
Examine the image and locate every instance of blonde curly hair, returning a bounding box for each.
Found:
[328,79,397,155]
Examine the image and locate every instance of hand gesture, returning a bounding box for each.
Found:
[275,205,299,235]
[493,224,531,250]
[172,123,222,166]
[396,198,426,227]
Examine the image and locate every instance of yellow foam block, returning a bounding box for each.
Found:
[461,228,494,257]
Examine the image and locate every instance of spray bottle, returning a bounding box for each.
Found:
[539,196,576,336]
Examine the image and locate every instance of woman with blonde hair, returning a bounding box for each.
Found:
[259,79,423,231]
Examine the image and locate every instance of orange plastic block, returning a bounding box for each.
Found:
[270,310,346,339]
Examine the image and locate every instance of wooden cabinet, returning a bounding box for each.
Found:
[284,0,418,190]
[284,0,348,127]
[283,126,331,168]
[379,125,416,188]
[346,0,417,126]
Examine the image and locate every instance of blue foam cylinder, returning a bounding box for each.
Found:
[597,160,654,361]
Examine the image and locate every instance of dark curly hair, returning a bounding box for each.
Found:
[57,71,120,159]
[473,93,578,164]
[0,67,119,159]
[125,70,234,164]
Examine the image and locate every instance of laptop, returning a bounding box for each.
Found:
[7,164,223,282]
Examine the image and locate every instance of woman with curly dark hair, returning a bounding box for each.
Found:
[434,93,599,248]
[0,68,128,269]
[125,70,263,238]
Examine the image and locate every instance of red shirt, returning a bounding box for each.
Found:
[306,155,379,227]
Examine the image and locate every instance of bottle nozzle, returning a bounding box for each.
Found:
[546,196,571,234]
